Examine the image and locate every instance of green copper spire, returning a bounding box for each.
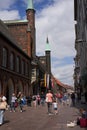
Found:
[27,0,34,10]
[45,37,51,51]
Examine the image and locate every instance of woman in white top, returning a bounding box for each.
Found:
[10,93,17,112]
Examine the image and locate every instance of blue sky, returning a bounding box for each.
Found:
[0,0,75,86]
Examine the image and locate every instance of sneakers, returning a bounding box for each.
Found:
[48,113,53,115]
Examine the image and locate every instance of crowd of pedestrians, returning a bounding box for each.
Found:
[0,89,87,126]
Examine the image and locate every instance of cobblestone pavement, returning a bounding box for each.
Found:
[0,102,87,130]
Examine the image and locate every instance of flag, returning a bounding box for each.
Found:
[51,79,54,88]
[44,73,46,87]
[47,74,49,89]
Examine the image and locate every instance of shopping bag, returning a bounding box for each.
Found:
[45,97,48,102]
[80,118,87,128]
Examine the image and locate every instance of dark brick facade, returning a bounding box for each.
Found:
[5,21,32,58]
[0,20,32,104]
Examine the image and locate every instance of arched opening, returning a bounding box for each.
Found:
[17,80,23,94]
[6,78,14,104]
[24,83,29,96]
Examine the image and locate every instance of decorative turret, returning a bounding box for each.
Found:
[45,37,51,51]
[26,0,36,57]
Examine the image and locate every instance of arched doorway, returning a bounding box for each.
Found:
[17,80,23,94]
[24,83,29,96]
[6,78,14,104]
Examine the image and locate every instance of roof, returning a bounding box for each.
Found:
[4,19,28,24]
[45,37,51,51]
[52,76,73,89]
[27,0,34,10]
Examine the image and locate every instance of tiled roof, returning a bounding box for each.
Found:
[52,75,73,89]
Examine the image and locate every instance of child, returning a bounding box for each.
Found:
[53,100,58,115]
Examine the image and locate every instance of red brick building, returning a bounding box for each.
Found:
[0,0,36,103]
[0,0,50,103]
[0,20,32,104]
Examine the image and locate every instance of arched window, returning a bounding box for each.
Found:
[17,56,20,73]
[10,52,14,70]
[22,60,25,75]
[2,47,8,67]
[25,62,28,76]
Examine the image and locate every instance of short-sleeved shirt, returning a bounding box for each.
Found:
[46,93,53,102]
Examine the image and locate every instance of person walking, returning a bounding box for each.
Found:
[26,95,32,107]
[40,92,45,106]
[53,99,58,115]
[17,92,24,112]
[10,93,17,112]
[46,89,53,115]
[0,96,8,125]
[32,95,37,108]
[37,94,41,106]
[71,92,75,106]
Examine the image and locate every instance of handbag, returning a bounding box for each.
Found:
[14,101,18,107]
[0,101,7,110]
[80,118,87,128]
[45,97,48,102]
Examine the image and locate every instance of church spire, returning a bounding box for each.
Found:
[45,37,51,51]
[27,0,34,10]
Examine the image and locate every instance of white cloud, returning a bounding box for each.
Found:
[35,0,75,86]
[0,10,20,20]
[52,64,74,86]
[0,0,20,20]
[0,0,75,86]
[0,0,16,10]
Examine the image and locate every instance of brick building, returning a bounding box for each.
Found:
[0,20,32,104]
[0,0,51,103]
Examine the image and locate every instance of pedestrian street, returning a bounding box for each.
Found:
[0,101,86,130]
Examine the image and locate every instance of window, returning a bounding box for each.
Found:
[22,60,25,75]
[25,62,28,76]
[10,52,14,70]
[32,69,36,76]
[2,47,8,67]
[17,56,20,73]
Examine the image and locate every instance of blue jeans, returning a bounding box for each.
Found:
[0,110,4,124]
[10,102,15,111]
